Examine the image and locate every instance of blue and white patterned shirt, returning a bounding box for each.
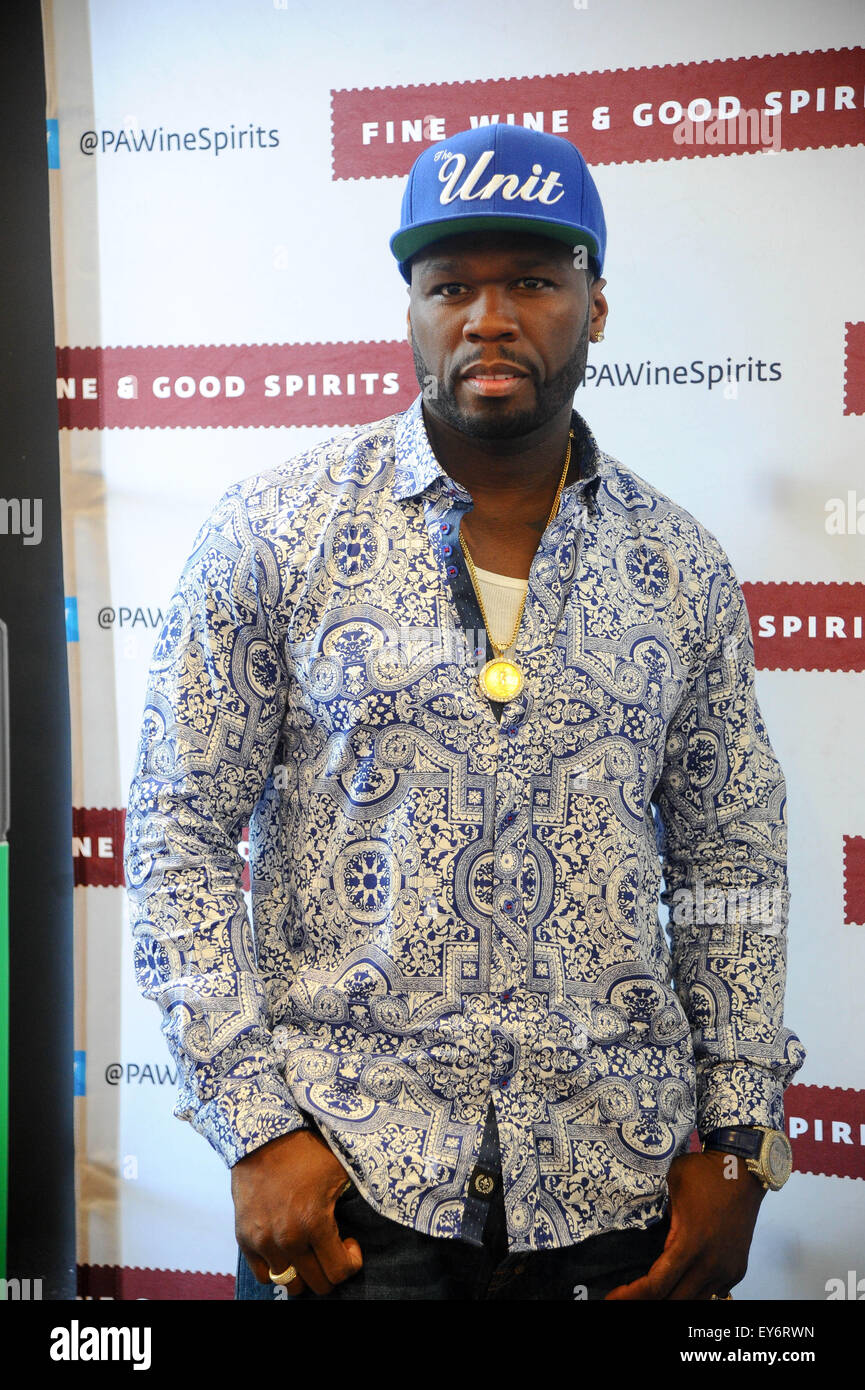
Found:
[125,394,805,1252]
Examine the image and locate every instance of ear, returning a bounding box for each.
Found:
[590,278,609,338]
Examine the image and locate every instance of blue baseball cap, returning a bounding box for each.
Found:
[390,124,606,283]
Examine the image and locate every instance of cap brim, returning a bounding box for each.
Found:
[391,214,601,278]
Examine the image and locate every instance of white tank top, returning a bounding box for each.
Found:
[472,564,528,657]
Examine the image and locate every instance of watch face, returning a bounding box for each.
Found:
[764,1133,793,1188]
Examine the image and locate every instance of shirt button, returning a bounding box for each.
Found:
[502,811,516,826]
[470,1169,497,1199]
[500,988,513,1002]
[502,899,515,913]
[439,522,449,533]
[443,544,452,556]
[447,565,457,577]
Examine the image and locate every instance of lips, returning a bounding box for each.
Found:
[461,360,529,380]
[460,361,531,398]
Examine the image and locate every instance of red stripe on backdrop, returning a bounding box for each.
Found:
[843,836,865,926]
[844,322,865,415]
[330,47,865,179]
[56,343,416,429]
[56,339,860,432]
[784,1086,865,1181]
[741,582,865,671]
[75,811,250,891]
[77,1264,234,1300]
[73,807,126,887]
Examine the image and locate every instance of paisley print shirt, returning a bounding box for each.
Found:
[125,394,805,1252]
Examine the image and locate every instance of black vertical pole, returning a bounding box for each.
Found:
[0,1,75,1299]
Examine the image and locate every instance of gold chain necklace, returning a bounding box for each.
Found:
[459,429,574,702]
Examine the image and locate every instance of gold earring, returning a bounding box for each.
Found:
[591,331,605,343]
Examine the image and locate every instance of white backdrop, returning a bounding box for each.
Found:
[42,0,865,1298]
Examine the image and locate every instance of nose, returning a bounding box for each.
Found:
[462,285,519,343]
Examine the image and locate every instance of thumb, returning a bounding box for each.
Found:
[342,1236,364,1271]
[605,1216,687,1301]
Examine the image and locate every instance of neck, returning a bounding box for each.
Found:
[421,401,576,505]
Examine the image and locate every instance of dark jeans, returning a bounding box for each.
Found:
[234,1181,671,1301]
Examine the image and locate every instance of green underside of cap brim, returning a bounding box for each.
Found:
[392,214,600,268]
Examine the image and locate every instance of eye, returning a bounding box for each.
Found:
[516,276,554,290]
[432,282,468,298]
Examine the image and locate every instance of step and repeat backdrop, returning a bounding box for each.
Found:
[42,0,864,1298]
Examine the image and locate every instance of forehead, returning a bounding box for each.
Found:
[409,230,576,280]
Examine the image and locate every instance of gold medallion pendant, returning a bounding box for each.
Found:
[478,657,524,702]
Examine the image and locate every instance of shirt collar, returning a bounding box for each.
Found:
[393,395,458,502]
[392,393,605,508]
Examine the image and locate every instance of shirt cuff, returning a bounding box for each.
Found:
[696,1060,786,1139]
[179,1070,310,1168]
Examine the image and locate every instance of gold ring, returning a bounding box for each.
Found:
[710,1292,734,1300]
[268,1264,298,1285]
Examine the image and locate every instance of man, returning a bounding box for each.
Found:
[125,125,805,1301]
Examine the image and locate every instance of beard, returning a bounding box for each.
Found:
[411,310,591,440]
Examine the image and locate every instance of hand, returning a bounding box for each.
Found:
[604,1148,765,1300]
[231,1128,363,1296]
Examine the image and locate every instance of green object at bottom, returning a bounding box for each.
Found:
[0,840,7,1281]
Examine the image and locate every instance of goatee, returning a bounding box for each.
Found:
[411,313,590,440]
